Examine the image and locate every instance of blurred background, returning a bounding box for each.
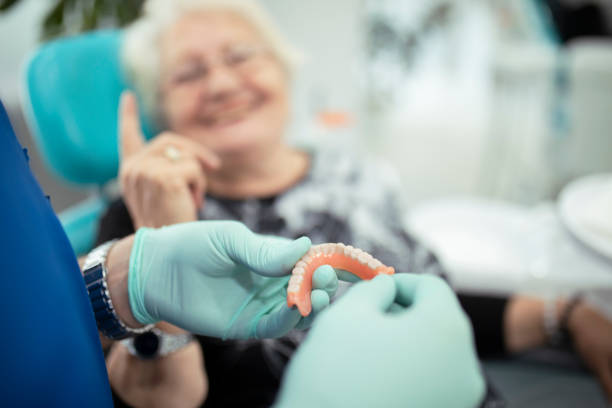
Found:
[2,1,612,406]
[2,0,611,212]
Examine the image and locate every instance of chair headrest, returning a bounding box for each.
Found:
[22,30,151,186]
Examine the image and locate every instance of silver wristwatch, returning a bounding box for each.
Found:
[121,328,195,359]
[83,240,153,339]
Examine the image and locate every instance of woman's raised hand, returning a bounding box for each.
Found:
[118,91,221,228]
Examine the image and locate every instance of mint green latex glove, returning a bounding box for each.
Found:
[128,221,338,339]
[274,274,486,408]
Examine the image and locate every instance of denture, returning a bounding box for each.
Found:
[287,243,395,316]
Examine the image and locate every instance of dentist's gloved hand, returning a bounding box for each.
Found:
[128,221,337,339]
[275,274,486,408]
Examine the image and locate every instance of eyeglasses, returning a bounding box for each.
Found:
[163,43,270,89]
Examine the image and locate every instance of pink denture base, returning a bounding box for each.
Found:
[286,243,395,316]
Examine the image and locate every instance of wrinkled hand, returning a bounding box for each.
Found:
[128,221,336,339]
[569,303,612,402]
[275,274,486,408]
[118,91,220,228]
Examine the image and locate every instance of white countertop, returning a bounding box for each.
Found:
[406,197,612,318]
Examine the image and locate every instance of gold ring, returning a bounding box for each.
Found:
[164,146,182,162]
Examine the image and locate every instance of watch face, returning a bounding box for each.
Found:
[133,331,160,358]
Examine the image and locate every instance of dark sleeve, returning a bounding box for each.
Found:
[458,293,509,358]
[94,198,135,247]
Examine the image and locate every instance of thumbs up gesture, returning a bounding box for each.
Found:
[118,91,221,228]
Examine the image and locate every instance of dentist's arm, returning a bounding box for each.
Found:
[95,221,340,341]
[93,218,342,342]
[104,235,142,333]
[78,238,140,351]
[95,222,337,408]
[90,236,207,408]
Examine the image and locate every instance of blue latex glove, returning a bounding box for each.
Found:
[274,274,486,408]
[128,221,337,339]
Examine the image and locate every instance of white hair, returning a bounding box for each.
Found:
[121,0,302,126]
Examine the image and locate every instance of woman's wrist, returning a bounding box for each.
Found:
[105,235,145,330]
[543,297,573,346]
[504,296,548,352]
[565,300,589,335]
[504,295,586,353]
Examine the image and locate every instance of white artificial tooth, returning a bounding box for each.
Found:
[323,244,334,255]
[303,255,312,263]
[292,275,304,284]
[368,259,383,269]
[296,261,307,269]
[344,245,354,256]
[351,248,363,260]
[358,252,369,264]
[288,284,299,293]
[293,267,305,276]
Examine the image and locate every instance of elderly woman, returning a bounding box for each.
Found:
[97,0,612,407]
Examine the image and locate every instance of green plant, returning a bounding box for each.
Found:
[0,0,144,40]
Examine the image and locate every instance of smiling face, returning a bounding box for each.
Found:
[158,11,290,156]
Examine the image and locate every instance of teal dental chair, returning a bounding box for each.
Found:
[21,30,152,255]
